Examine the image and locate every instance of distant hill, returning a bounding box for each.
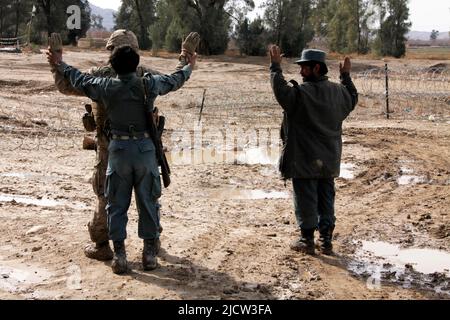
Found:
[407,31,450,41]
[89,2,116,31]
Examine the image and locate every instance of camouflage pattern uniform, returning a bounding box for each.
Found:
[51,30,187,261]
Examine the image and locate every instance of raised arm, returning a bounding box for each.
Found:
[339,57,358,109]
[269,45,298,114]
[144,66,192,96]
[57,63,109,102]
[47,33,85,96]
[47,48,109,102]
[144,53,196,96]
[51,64,85,96]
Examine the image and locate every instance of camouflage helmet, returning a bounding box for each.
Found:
[106,29,139,52]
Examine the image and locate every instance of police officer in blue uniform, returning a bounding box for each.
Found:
[47,46,196,274]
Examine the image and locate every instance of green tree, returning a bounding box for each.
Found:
[0,0,36,38]
[373,0,411,57]
[90,14,104,30]
[147,0,173,53]
[235,17,267,56]
[24,0,91,44]
[263,0,314,57]
[164,16,187,52]
[115,0,156,50]
[184,0,231,55]
[324,0,372,54]
[326,0,347,52]
[310,0,333,39]
[430,29,439,41]
[67,1,91,45]
[146,0,254,55]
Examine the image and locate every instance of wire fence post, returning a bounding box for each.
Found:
[385,62,390,119]
[198,89,206,125]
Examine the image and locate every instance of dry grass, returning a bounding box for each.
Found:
[406,47,450,60]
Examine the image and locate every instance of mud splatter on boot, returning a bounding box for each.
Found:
[319,226,334,255]
[111,241,128,274]
[142,239,159,271]
[84,241,113,261]
[290,229,315,255]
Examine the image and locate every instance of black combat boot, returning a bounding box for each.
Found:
[319,226,335,255]
[290,228,315,255]
[142,239,159,271]
[84,241,113,261]
[111,241,128,274]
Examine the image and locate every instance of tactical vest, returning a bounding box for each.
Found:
[90,66,150,137]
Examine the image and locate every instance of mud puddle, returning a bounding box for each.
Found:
[206,188,290,200]
[397,163,429,185]
[168,148,357,180]
[168,147,279,166]
[340,163,356,179]
[0,262,53,295]
[0,194,88,209]
[0,172,58,181]
[348,240,450,295]
[398,175,429,185]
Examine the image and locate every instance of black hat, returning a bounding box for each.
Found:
[295,49,328,74]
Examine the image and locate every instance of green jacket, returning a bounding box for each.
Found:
[270,62,358,179]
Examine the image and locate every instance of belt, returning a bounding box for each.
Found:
[111,132,150,140]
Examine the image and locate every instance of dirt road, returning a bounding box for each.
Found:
[0,49,449,299]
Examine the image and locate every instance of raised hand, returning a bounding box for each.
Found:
[339,57,351,74]
[269,45,282,64]
[47,33,63,66]
[186,52,197,69]
[46,48,62,66]
[181,32,200,56]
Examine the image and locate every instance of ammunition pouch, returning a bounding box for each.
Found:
[82,104,97,132]
[83,113,97,132]
[83,136,97,151]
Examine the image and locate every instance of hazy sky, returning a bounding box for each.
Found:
[89,0,449,32]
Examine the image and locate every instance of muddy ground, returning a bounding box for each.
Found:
[0,49,449,300]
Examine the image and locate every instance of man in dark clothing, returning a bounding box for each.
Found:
[269,46,358,255]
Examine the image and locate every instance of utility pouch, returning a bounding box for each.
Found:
[82,104,97,132]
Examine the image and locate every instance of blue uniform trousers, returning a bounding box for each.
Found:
[105,138,162,241]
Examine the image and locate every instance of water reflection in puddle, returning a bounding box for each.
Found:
[1,173,28,178]
[397,164,429,185]
[0,172,58,181]
[0,194,60,207]
[359,241,450,275]
[0,194,87,209]
[340,163,355,180]
[235,148,279,165]
[348,240,450,295]
[398,175,428,185]
[168,148,357,180]
[167,147,279,166]
[207,188,290,200]
[0,263,53,294]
